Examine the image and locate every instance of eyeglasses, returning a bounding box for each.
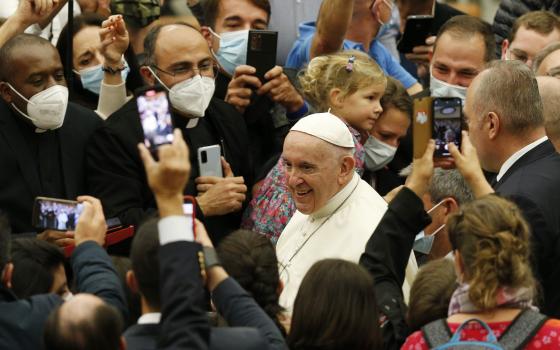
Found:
[152,61,219,80]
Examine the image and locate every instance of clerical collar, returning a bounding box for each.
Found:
[310,172,360,220]
[186,118,199,129]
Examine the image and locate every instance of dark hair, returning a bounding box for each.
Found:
[44,300,123,350]
[10,238,65,298]
[509,10,560,42]
[380,77,413,119]
[407,259,458,331]
[0,213,11,275]
[217,230,285,335]
[435,15,495,62]
[56,13,143,110]
[142,21,201,67]
[201,0,271,28]
[130,217,160,309]
[448,195,536,311]
[288,259,383,350]
[0,34,53,81]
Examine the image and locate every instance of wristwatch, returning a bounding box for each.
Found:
[102,60,126,75]
[202,246,221,269]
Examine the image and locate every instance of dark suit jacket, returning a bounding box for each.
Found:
[0,101,102,234]
[360,187,432,350]
[126,238,285,350]
[0,242,127,350]
[86,98,253,244]
[493,140,560,317]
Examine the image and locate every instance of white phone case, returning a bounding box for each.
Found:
[197,145,223,177]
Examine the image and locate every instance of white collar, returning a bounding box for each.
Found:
[186,118,199,129]
[310,172,359,219]
[137,312,161,325]
[496,136,548,182]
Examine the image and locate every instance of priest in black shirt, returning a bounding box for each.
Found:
[87,23,252,244]
[0,34,101,242]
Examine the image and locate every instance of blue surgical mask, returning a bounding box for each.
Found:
[75,61,130,95]
[413,199,447,255]
[209,28,249,76]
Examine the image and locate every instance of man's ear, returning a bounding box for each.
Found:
[2,263,13,289]
[328,88,345,110]
[501,39,510,60]
[201,26,218,51]
[0,82,14,104]
[126,270,138,294]
[119,336,126,350]
[443,197,459,216]
[338,155,355,184]
[139,66,156,86]
[487,111,500,140]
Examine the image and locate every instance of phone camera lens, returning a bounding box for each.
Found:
[201,150,207,163]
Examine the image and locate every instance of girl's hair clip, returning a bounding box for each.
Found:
[346,55,356,72]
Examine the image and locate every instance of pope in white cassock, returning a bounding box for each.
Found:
[276,112,417,312]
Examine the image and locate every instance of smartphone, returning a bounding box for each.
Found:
[136,86,174,152]
[246,30,278,82]
[183,196,196,239]
[432,97,462,157]
[198,145,223,177]
[397,15,434,54]
[32,197,84,231]
[413,96,433,159]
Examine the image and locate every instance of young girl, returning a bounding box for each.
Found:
[242,50,387,242]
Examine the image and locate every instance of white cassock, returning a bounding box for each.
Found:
[277,172,418,312]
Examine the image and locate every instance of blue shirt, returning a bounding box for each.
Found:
[286,21,417,89]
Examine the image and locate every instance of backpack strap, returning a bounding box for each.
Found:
[498,309,549,350]
[421,318,452,348]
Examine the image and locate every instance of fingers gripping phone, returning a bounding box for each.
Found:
[198,145,223,177]
[397,15,434,54]
[432,97,462,157]
[136,86,174,152]
[33,197,84,231]
[183,196,196,239]
[246,30,278,82]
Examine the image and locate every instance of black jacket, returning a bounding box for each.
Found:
[493,140,560,318]
[0,101,102,234]
[493,0,560,56]
[153,239,286,350]
[0,241,127,350]
[86,98,253,244]
[359,187,431,350]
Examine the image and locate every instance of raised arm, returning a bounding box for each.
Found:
[310,0,354,60]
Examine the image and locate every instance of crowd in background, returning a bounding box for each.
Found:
[1,0,560,349]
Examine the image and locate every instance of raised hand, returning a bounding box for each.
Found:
[99,15,129,66]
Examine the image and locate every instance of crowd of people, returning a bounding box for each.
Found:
[1,0,560,349]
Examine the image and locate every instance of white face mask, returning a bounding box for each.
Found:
[7,83,68,131]
[413,199,447,255]
[429,69,468,101]
[148,68,216,118]
[363,135,397,172]
[209,28,249,76]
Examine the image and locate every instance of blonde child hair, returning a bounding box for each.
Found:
[298,50,387,112]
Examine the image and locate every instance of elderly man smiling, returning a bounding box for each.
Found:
[276,112,417,312]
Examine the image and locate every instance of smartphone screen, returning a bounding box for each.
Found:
[34,198,83,231]
[137,89,174,151]
[433,98,462,157]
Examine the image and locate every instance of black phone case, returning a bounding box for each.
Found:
[397,16,434,54]
[246,30,278,82]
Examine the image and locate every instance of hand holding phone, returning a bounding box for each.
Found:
[246,30,278,82]
[398,15,434,54]
[198,145,223,177]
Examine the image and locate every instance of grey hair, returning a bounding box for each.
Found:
[473,60,544,135]
[533,42,560,73]
[399,166,474,205]
[537,76,560,144]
